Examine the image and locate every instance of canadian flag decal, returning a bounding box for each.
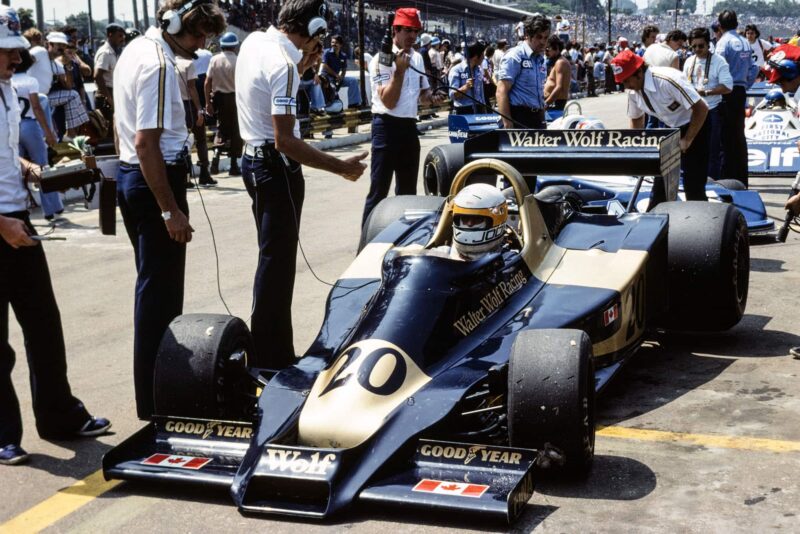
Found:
[603,303,619,326]
[141,453,211,470]
[412,479,489,498]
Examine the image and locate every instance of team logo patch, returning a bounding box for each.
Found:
[521,59,532,68]
[603,303,620,326]
[612,64,623,75]
[412,479,489,498]
[141,454,211,470]
[667,101,680,112]
[772,50,786,62]
[762,114,784,123]
[272,96,296,107]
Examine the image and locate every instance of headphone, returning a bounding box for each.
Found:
[767,58,799,81]
[303,1,329,39]
[160,0,213,35]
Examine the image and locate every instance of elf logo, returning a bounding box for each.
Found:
[748,145,800,170]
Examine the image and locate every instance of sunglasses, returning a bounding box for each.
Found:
[691,43,707,50]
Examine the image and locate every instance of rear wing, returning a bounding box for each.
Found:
[464,129,682,201]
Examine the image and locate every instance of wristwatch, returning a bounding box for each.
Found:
[161,211,172,221]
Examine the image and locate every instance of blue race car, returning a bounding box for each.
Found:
[745,88,800,178]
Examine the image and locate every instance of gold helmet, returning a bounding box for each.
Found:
[452,183,508,259]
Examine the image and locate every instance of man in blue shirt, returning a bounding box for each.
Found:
[496,15,551,129]
[715,9,757,186]
[321,34,362,108]
[448,40,487,115]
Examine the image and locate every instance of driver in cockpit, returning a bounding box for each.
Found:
[763,88,788,109]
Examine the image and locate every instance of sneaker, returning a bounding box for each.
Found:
[75,416,112,438]
[199,177,218,186]
[0,444,29,465]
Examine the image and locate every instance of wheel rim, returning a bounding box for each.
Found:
[217,343,257,420]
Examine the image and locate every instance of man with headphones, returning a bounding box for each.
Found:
[113,0,226,419]
[762,44,800,216]
[236,0,367,369]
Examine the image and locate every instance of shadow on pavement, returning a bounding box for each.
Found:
[536,455,656,501]
[27,438,114,478]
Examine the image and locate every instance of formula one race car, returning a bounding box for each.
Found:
[104,130,749,524]
[746,88,800,178]
[428,121,775,236]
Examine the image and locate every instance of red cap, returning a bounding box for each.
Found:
[393,8,422,29]
[763,44,800,83]
[611,49,644,83]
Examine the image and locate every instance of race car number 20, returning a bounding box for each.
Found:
[319,342,408,397]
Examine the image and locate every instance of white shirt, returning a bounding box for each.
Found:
[429,48,443,70]
[11,73,39,121]
[113,27,189,165]
[492,49,504,71]
[236,27,302,145]
[627,66,701,128]
[682,53,733,111]
[94,40,118,88]
[28,46,51,95]
[369,46,429,119]
[0,80,26,213]
[176,57,197,101]
[749,38,773,68]
[643,42,677,68]
[193,48,213,76]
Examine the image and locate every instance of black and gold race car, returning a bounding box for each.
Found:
[104,130,749,524]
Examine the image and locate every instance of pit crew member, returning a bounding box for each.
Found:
[495,14,551,129]
[205,31,241,178]
[236,0,367,368]
[612,49,709,206]
[448,40,487,115]
[0,7,110,466]
[362,7,443,226]
[93,23,125,119]
[114,0,226,419]
[683,27,732,181]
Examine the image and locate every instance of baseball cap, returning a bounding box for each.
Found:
[618,36,628,43]
[611,49,644,83]
[393,8,422,29]
[0,7,30,49]
[46,32,69,45]
[105,22,124,33]
[763,44,800,83]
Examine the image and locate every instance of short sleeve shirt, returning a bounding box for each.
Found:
[235,26,303,145]
[28,46,52,95]
[627,66,701,128]
[94,41,118,88]
[643,43,677,68]
[0,80,26,213]
[11,73,39,121]
[749,38,773,69]
[322,48,347,75]
[496,40,547,109]
[369,47,429,119]
[682,53,733,110]
[207,50,237,94]
[448,62,484,108]
[176,57,197,101]
[716,30,756,87]
[193,49,213,76]
[113,27,189,164]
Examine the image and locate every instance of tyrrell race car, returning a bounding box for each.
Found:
[431,116,775,236]
[745,88,800,178]
[104,130,750,524]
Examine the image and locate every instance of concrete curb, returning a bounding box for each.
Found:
[308,117,449,150]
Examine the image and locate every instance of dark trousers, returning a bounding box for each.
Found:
[707,105,724,181]
[214,92,243,159]
[587,70,596,96]
[183,100,209,166]
[117,165,188,419]
[0,212,89,445]
[509,106,545,129]
[242,151,305,369]
[646,114,665,129]
[363,114,420,226]
[648,120,710,208]
[721,86,748,186]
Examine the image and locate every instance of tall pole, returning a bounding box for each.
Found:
[607,0,612,45]
[674,0,679,29]
[142,0,150,28]
[35,0,44,31]
[87,0,94,48]
[108,0,115,22]
[358,0,366,107]
[132,0,140,30]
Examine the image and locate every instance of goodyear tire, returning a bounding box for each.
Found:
[153,314,256,420]
[358,195,445,253]
[508,329,595,476]
[653,201,749,331]
[423,144,464,195]
[714,179,746,191]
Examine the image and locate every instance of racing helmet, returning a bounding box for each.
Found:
[452,183,508,260]
[220,31,239,48]
[550,114,587,130]
[764,88,787,108]
[576,118,606,130]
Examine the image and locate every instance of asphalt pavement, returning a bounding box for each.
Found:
[1,92,799,533]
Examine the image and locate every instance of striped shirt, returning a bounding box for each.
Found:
[235,26,302,145]
[626,66,701,128]
[113,27,188,165]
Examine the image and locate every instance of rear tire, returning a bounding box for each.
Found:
[423,144,464,196]
[653,201,749,331]
[358,195,445,253]
[153,314,256,420]
[507,329,595,476]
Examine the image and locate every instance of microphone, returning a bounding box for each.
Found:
[165,32,198,60]
[379,13,395,67]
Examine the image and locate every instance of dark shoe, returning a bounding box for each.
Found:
[75,416,112,438]
[210,157,220,175]
[228,162,241,177]
[185,180,195,189]
[199,165,212,183]
[791,347,800,359]
[199,177,218,186]
[0,444,30,465]
[44,214,54,221]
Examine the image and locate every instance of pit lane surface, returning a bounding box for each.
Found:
[1,93,799,533]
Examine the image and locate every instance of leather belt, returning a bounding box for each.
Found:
[119,160,186,169]
[243,143,275,158]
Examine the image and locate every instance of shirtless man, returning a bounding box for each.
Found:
[544,35,570,111]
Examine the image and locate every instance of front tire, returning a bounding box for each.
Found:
[507,329,595,476]
[423,144,464,195]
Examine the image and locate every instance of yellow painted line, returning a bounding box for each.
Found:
[597,425,800,453]
[0,469,120,534]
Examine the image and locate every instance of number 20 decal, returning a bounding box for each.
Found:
[319,344,408,397]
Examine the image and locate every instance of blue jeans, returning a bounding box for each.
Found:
[299,79,326,111]
[707,106,723,181]
[341,76,362,107]
[18,119,63,217]
[39,95,55,133]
